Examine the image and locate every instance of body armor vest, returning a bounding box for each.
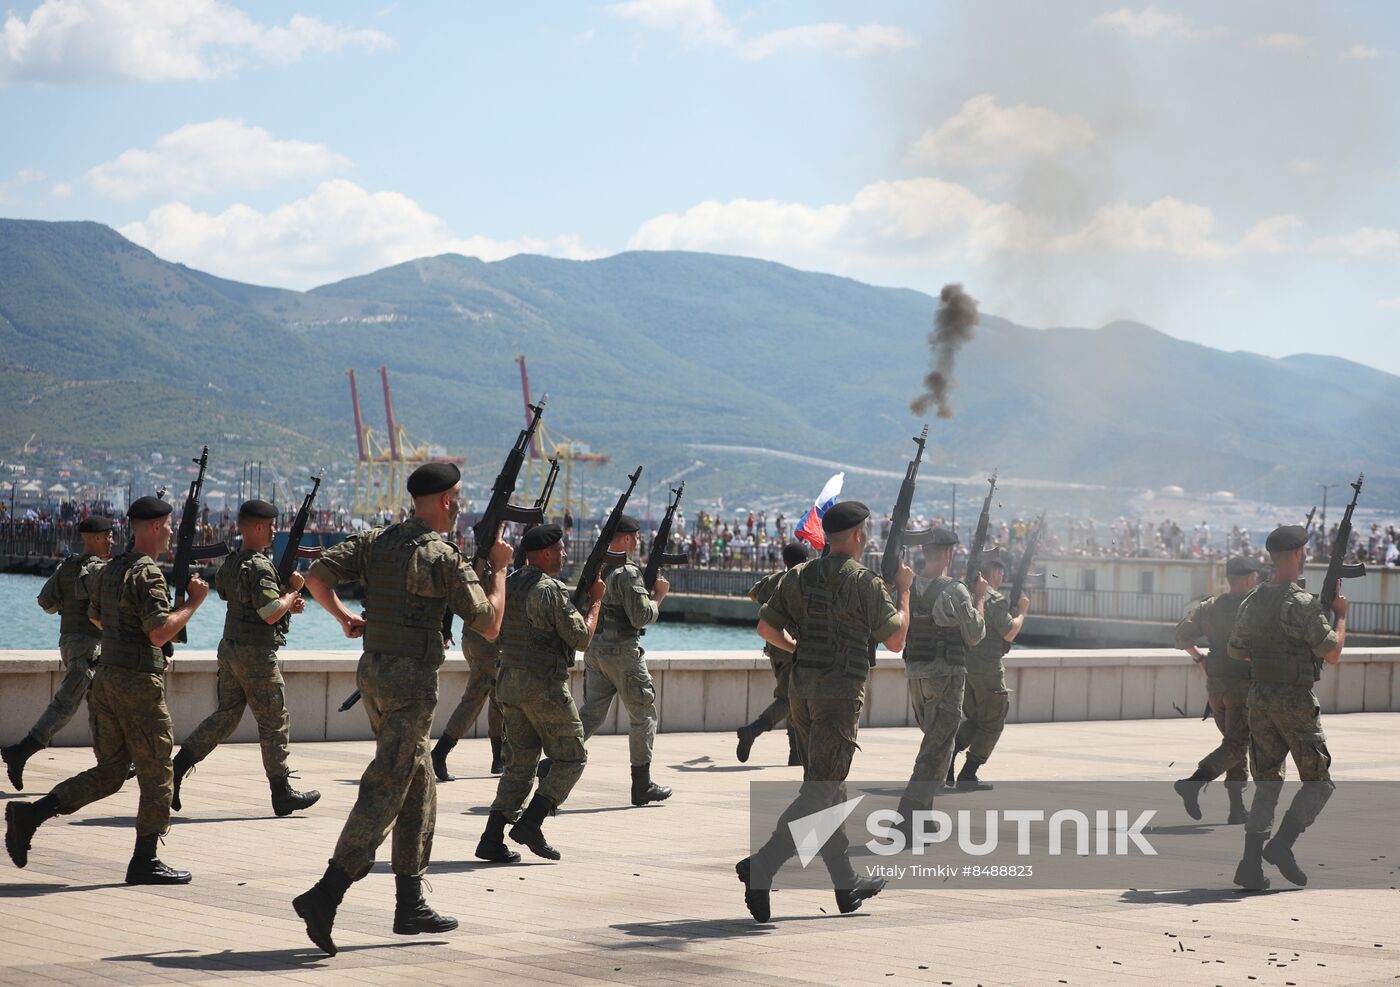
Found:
[361,523,447,660]
[217,549,280,648]
[790,557,876,681]
[1244,583,1320,686]
[599,561,646,644]
[1202,593,1248,680]
[497,567,572,675]
[97,553,165,673]
[56,553,101,637]
[905,575,968,667]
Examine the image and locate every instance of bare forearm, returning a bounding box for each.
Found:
[262,590,300,624]
[1004,614,1026,643]
[1325,619,1345,663]
[581,600,604,650]
[479,570,507,641]
[757,619,796,654]
[148,602,199,647]
[307,577,354,627]
[882,593,911,653]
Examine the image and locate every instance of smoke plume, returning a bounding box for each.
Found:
[910,283,980,419]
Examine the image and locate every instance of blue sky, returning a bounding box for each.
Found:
[2,0,1398,371]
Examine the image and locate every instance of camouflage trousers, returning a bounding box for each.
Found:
[443,650,504,741]
[750,694,864,889]
[755,653,793,731]
[1199,677,1250,784]
[579,643,657,766]
[490,667,587,816]
[49,665,173,837]
[1245,682,1333,834]
[29,634,101,747]
[331,652,440,880]
[181,639,290,779]
[955,668,1010,764]
[903,667,966,810]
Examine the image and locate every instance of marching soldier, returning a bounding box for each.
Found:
[171,499,320,817]
[738,501,912,922]
[432,616,506,781]
[736,540,810,765]
[4,496,208,884]
[3,515,113,790]
[1172,556,1267,824]
[949,548,1026,791]
[475,524,604,863]
[293,463,510,956]
[1229,524,1345,890]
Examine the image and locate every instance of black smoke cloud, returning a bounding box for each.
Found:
[911,283,980,419]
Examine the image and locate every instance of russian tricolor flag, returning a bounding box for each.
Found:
[794,473,845,551]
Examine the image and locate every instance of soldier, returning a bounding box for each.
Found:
[894,527,986,835]
[432,613,506,781]
[3,515,113,790]
[171,499,320,817]
[1229,524,1345,890]
[4,496,209,884]
[574,514,673,806]
[738,501,912,922]
[736,541,810,765]
[292,463,510,956]
[948,548,1027,791]
[475,524,604,863]
[1171,556,1267,824]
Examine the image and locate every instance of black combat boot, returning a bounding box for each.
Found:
[489,736,504,775]
[786,727,803,767]
[509,792,561,860]
[431,736,457,782]
[475,810,521,863]
[956,755,994,792]
[1173,767,1212,821]
[124,833,192,885]
[170,748,197,813]
[631,763,672,806]
[393,874,459,935]
[1262,815,1309,886]
[736,857,771,923]
[1225,783,1248,825]
[736,718,768,763]
[835,875,887,914]
[945,755,957,788]
[2,734,42,791]
[293,862,353,956]
[5,794,59,868]
[1233,831,1271,891]
[270,775,321,817]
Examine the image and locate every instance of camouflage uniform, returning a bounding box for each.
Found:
[443,629,505,743]
[29,553,106,746]
[308,518,493,880]
[46,553,174,836]
[1175,592,1251,784]
[902,574,985,810]
[748,553,900,888]
[955,587,1012,765]
[181,548,293,778]
[578,560,660,765]
[490,566,592,816]
[1228,582,1337,835]
[748,569,796,730]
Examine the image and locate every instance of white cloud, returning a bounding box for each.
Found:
[1378,298,1400,311]
[1289,159,1320,176]
[1342,44,1379,60]
[1094,6,1201,39]
[118,179,601,289]
[1050,198,1300,258]
[0,167,45,202]
[50,181,73,198]
[86,119,350,200]
[1255,32,1308,50]
[0,0,390,85]
[1309,227,1400,256]
[607,0,912,59]
[909,94,1095,168]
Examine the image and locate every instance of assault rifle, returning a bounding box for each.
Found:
[962,472,997,591]
[1006,510,1045,618]
[167,446,229,654]
[572,466,642,610]
[1320,474,1366,619]
[512,457,561,570]
[277,472,323,587]
[642,482,687,592]
[881,425,928,585]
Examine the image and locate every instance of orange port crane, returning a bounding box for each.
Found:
[348,367,463,517]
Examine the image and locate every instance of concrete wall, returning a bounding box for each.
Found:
[4,648,1399,747]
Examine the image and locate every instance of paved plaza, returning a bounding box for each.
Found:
[2,714,1398,986]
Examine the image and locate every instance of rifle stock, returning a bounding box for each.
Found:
[881,425,928,585]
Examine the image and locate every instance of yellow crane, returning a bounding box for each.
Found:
[348,367,463,518]
[515,355,609,522]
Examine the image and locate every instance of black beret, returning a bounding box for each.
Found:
[822,501,870,535]
[78,516,114,533]
[521,523,564,552]
[981,548,1008,570]
[908,525,959,548]
[1225,556,1267,577]
[782,541,810,567]
[407,461,461,497]
[1265,525,1309,553]
[616,514,641,534]
[238,499,278,519]
[128,496,173,521]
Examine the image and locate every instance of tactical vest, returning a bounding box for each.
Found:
[1244,583,1320,686]
[56,553,101,637]
[791,558,876,681]
[968,590,1009,669]
[497,567,572,674]
[217,549,280,648]
[599,561,646,644]
[1201,593,1248,681]
[905,575,968,667]
[361,523,448,660]
[97,553,166,673]
[753,568,799,660]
